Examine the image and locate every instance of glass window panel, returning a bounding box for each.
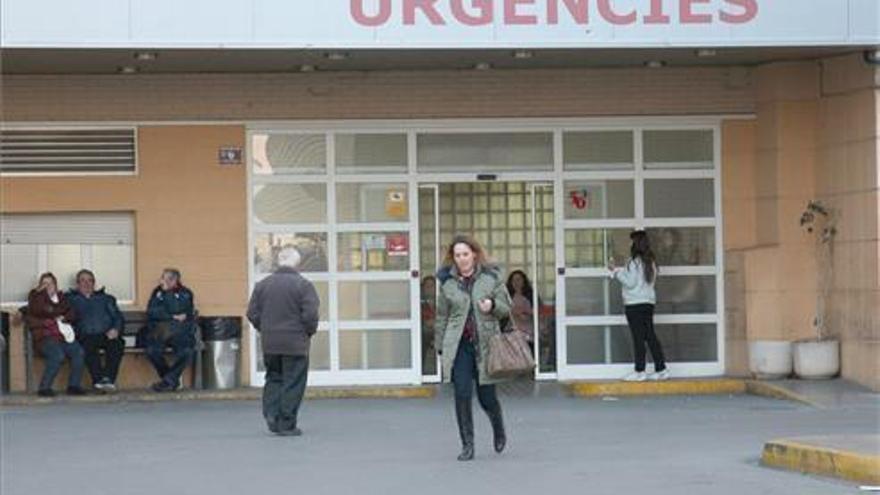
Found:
[610,324,717,363]
[254,233,328,274]
[644,130,713,169]
[337,183,408,223]
[566,325,628,364]
[656,276,716,314]
[417,133,553,172]
[252,133,326,175]
[47,244,81,291]
[565,277,624,316]
[563,131,634,170]
[309,331,331,370]
[335,134,407,174]
[564,228,631,268]
[564,180,634,219]
[338,281,410,320]
[253,183,327,224]
[340,329,411,369]
[645,179,714,218]
[647,227,715,266]
[91,245,133,301]
[1,244,38,303]
[337,232,409,272]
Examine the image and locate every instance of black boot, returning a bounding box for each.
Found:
[455,398,475,461]
[487,403,506,453]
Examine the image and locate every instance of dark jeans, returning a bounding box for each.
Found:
[78,333,124,384]
[38,340,85,391]
[145,329,195,388]
[624,303,667,373]
[263,354,309,431]
[452,339,500,413]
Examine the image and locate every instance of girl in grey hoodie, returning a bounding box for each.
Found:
[609,230,669,382]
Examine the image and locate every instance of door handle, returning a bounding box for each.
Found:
[411,269,420,279]
[557,267,565,276]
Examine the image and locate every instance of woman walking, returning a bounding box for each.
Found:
[608,230,669,382]
[506,270,536,348]
[435,235,512,461]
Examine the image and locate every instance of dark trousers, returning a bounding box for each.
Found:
[145,330,195,388]
[624,304,667,373]
[452,339,500,414]
[263,354,309,431]
[78,333,124,384]
[38,340,85,391]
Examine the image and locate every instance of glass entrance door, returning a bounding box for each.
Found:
[418,181,557,381]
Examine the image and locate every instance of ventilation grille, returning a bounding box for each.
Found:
[0,128,136,173]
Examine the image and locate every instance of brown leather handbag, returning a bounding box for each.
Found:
[487,326,535,378]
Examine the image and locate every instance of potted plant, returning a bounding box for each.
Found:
[793,200,840,379]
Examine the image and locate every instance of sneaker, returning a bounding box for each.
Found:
[622,371,647,382]
[150,381,175,393]
[275,427,302,437]
[103,382,118,393]
[37,389,56,398]
[93,378,111,392]
[66,386,87,396]
[649,369,670,381]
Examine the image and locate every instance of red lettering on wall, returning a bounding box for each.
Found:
[680,0,712,23]
[720,0,758,24]
[350,0,392,27]
[404,0,446,25]
[643,0,670,24]
[598,0,636,25]
[451,0,493,25]
[547,0,588,25]
[505,0,539,25]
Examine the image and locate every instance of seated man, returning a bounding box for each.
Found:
[67,269,125,393]
[145,268,196,392]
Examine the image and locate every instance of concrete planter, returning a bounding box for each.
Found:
[793,339,840,379]
[748,340,793,379]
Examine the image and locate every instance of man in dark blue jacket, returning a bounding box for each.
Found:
[146,268,196,392]
[68,269,125,392]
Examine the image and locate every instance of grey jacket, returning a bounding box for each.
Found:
[247,267,320,356]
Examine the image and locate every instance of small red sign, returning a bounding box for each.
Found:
[386,234,409,257]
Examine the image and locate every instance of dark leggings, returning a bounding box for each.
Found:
[624,303,667,373]
[452,339,500,412]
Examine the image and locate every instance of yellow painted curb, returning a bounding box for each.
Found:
[566,379,747,397]
[761,439,880,485]
[744,381,820,408]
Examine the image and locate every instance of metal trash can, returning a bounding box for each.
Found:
[1,312,10,395]
[198,316,242,390]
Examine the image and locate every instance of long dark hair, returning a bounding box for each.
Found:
[506,270,534,306]
[629,230,658,283]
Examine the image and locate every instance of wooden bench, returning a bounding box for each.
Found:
[20,308,203,392]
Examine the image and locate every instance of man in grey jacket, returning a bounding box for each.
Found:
[247,247,320,436]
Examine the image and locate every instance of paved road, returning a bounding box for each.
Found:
[2,390,876,495]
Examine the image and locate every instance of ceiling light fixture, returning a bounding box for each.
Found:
[118,66,138,74]
[474,62,492,70]
[299,64,317,72]
[325,52,349,61]
[133,52,159,61]
[695,49,717,58]
[513,50,533,59]
[644,60,667,68]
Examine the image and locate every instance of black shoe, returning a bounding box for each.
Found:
[66,386,87,396]
[455,398,475,461]
[487,404,506,454]
[275,427,302,437]
[37,389,56,398]
[150,381,175,393]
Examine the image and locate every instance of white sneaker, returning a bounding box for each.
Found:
[622,371,647,382]
[649,369,670,381]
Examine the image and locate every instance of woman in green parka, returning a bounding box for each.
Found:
[435,234,513,461]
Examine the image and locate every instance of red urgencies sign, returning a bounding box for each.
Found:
[351,0,758,27]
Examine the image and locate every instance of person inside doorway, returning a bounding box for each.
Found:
[145,268,197,392]
[608,230,669,382]
[435,234,512,461]
[506,270,535,349]
[420,275,437,375]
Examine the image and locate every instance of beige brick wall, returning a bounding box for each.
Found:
[1,67,754,121]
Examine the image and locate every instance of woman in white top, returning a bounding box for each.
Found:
[608,230,669,382]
